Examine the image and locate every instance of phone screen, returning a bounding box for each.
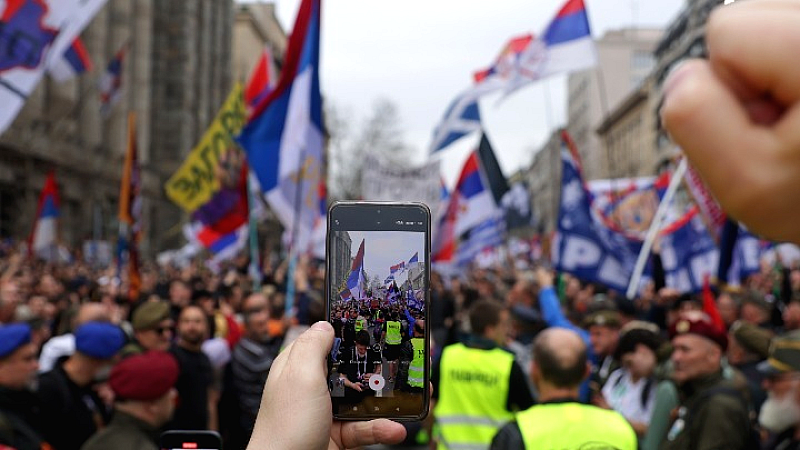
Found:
[327,202,430,420]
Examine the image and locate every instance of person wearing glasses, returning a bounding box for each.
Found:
[758,331,800,450]
[121,301,174,357]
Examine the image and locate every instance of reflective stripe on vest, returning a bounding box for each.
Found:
[434,343,514,450]
[408,337,425,387]
[386,321,402,345]
[516,403,637,450]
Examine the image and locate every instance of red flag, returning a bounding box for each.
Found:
[702,274,725,332]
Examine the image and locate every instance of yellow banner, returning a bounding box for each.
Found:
[165,84,247,212]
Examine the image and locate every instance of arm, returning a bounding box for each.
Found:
[538,281,589,343]
[506,361,535,411]
[489,421,525,450]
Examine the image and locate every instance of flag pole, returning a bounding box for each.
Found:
[247,169,262,291]
[284,149,307,319]
[625,157,688,299]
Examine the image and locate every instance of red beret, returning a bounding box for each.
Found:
[109,351,179,401]
[669,311,728,351]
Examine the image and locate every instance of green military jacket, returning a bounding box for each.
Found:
[81,410,159,450]
[660,370,752,450]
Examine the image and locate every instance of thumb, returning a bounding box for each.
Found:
[288,321,334,365]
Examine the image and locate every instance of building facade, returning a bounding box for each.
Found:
[595,76,660,178]
[526,129,562,234]
[0,0,234,255]
[652,0,725,168]
[566,27,663,181]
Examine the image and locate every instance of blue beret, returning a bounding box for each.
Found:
[75,322,126,359]
[0,323,32,358]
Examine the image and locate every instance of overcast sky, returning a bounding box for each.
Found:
[249,0,685,186]
[348,230,425,281]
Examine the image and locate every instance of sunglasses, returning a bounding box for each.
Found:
[150,326,173,335]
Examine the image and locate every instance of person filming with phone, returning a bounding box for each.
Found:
[338,330,382,403]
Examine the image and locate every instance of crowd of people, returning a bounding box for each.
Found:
[1,0,800,449]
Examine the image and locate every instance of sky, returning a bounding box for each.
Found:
[251,0,685,187]
[348,230,425,282]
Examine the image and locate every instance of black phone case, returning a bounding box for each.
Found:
[325,201,431,421]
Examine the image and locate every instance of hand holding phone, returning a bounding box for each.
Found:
[247,321,407,449]
[326,202,431,421]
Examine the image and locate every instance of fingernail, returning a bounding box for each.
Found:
[662,59,694,98]
[311,321,330,331]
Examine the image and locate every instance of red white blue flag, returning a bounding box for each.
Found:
[28,170,59,259]
[237,0,323,255]
[99,44,126,116]
[48,37,92,82]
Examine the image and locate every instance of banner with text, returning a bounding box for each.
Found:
[361,155,442,221]
[165,84,246,212]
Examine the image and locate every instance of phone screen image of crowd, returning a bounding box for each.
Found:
[328,230,427,417]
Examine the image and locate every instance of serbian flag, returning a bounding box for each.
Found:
[503,0,597,97]
[49,38,92,82]
[183,162,250,267]
[390,261,405,274]
[346,239,366,300]
[237,0,324,255]
[473,34,534,83]
[99,45,127,116]
[452,150,499,236]
[244,46,276,110]
[29,171,59,259]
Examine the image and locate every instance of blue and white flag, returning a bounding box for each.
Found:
[237,0,323,255]
[429,85,487,154]
[552,144,642,293]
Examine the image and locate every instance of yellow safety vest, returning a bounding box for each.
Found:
[355,317,366,332]
[516,402,637,450]
[386,321,402,345]
[434,343,514,450]
[408,337,425,388]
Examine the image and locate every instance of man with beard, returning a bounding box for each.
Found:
[758,330,800,449]
[0,324,48,450]
[166,306,214,431]
[230,293,283,443]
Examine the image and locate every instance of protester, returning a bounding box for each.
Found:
[81,351,179,450]
[38,302,110,373]
[490,328,637,449]
[121,301,173,356]
[0,324,48,450]
[230,292,283,443]
[661,311,755,449]
[432,300,534,450]
[758,330,800,450]
[166,305,215,431]
[595,326,664,437]
[37,321,125,450]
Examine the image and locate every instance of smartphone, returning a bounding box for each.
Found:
[160,430,222,450]
[326,201,431,421]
